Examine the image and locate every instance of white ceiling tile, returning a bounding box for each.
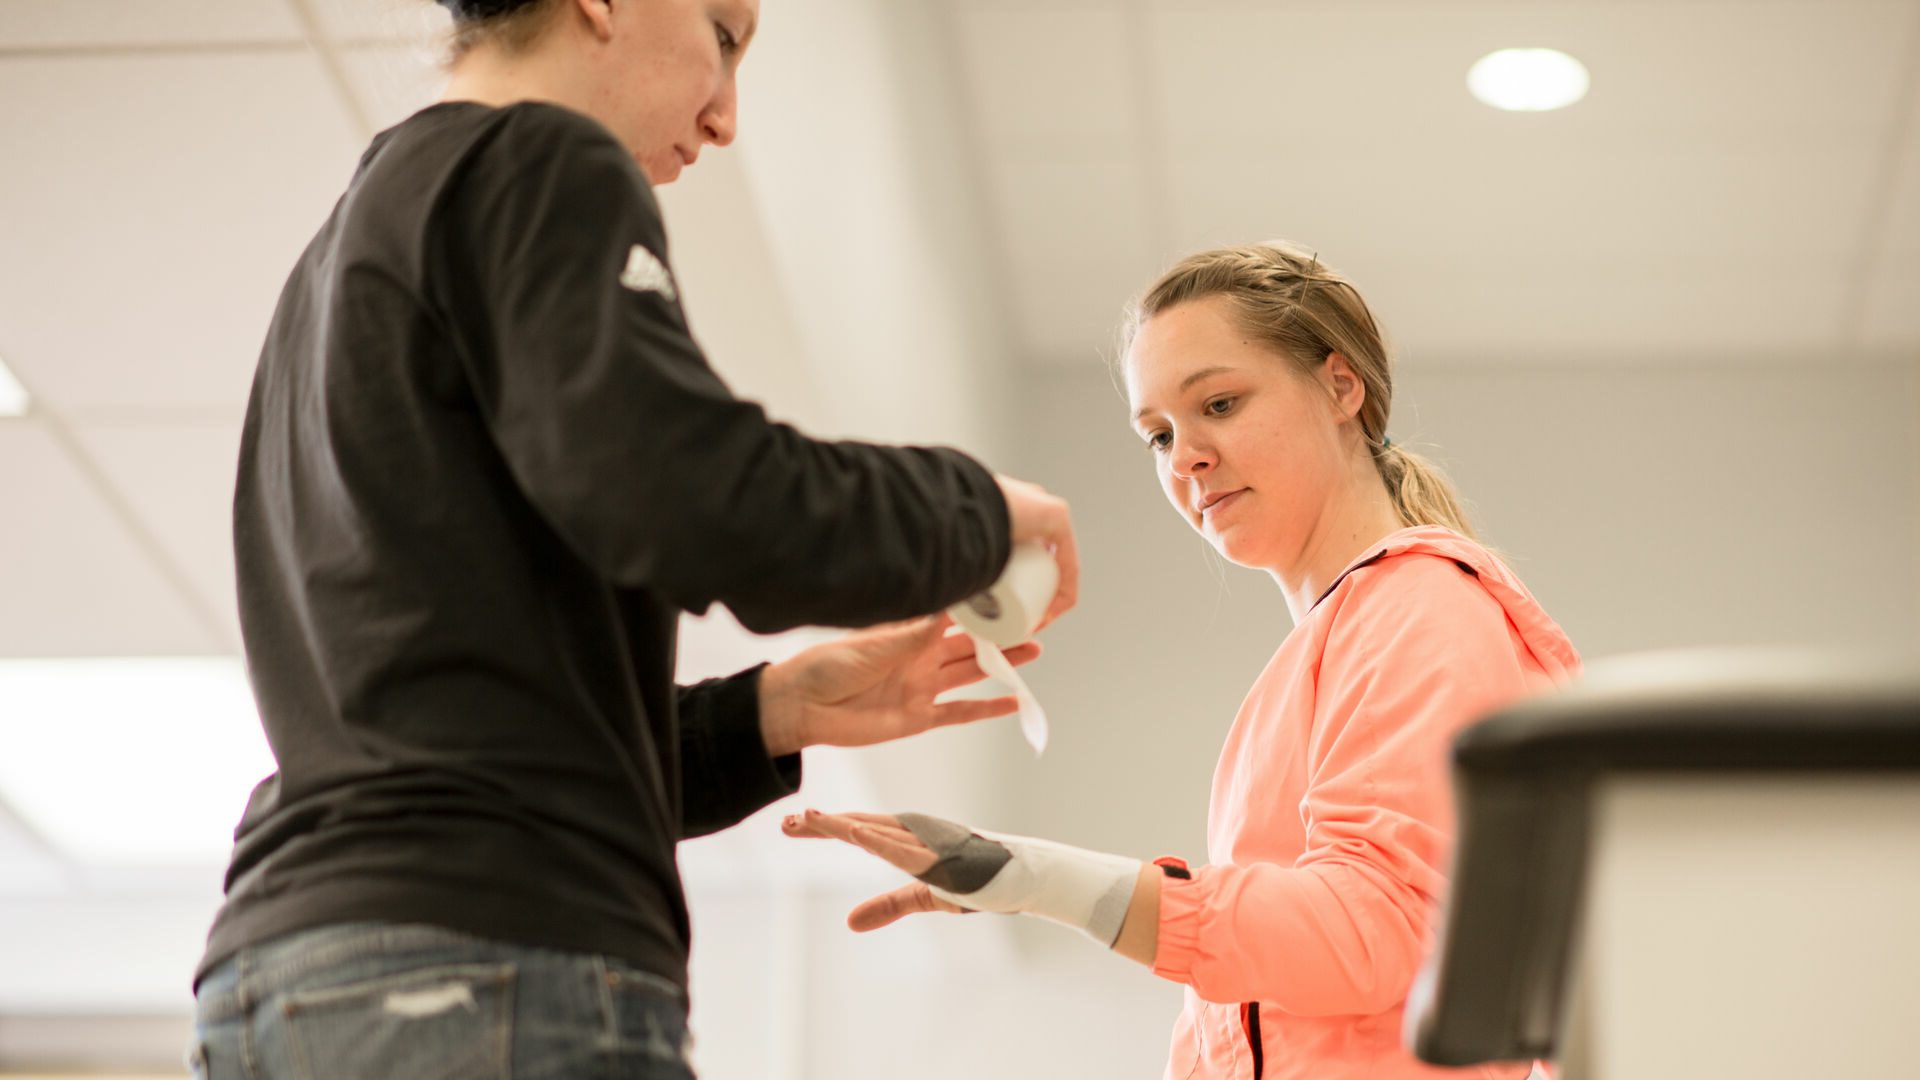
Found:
[1360,255,1856,361]
[1144,1,1911,147]
[946,0,1139,151]
[1164,142,1874,266]
[0,0,303,49]
[0,421,221,656]
[308,0,452,44]
[986,153,1163,365]
[978,0,1911,367]
[69,422,244,652]
[0,52,366,415]
[340,42,447,132]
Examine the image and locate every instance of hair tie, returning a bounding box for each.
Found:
[1380,436,1393,452]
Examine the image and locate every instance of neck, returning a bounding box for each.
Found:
[1268,451,1406,622]
[440,29,597,119]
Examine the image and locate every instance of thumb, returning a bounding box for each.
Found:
[847,882,960,932]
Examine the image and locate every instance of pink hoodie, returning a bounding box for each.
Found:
[1153,526,1580,1080]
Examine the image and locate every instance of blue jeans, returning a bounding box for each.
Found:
[190,922,696,1079]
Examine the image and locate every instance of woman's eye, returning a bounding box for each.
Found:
[1205,396,1236,416]
[716,24,739,55]
[1147,431,1172,453]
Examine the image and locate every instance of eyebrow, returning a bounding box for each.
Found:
[1132,365,1236,422]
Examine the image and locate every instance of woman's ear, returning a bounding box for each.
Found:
[575,0,616,41]
[1322,351,1367,423]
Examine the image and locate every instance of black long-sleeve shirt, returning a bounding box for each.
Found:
[195,102,1011,988]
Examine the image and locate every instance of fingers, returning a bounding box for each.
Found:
[1038,527,1080,631]
[995,475,1079,629]
[781,810,937,874]
[847,882,966,932]
[848,822,937,875]
[929,696,1020,728]
[779,814,975,933]
[931,641,1041,695]
[780,809,903,839]
[1000,641,1043,669]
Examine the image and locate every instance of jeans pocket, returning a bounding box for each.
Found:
[276,962,516,1080]
[605,967,693,1072]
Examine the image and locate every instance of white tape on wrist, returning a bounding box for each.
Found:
[924,828,1142,946]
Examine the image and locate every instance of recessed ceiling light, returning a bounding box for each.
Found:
[0,354,28,417]
[1468,48,1590,112]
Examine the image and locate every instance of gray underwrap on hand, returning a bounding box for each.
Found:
[896,812,1012,894]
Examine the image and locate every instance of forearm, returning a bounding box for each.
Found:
[1110,862,1163,966]
[757,656,808,758]
[676,666,803,838]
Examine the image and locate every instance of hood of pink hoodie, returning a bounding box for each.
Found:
[1325,525,1581,683]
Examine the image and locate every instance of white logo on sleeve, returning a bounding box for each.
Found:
[619,244,678,302]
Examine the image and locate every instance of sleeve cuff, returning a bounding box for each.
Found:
[689,664,803,810]
[929,446,1012,599]
[1152,856,1205,984]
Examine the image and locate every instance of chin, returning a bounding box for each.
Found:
[639,152,683,185]
[1205,530,1267,570]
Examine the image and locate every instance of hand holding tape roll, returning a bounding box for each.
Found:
[948,542,1059,755]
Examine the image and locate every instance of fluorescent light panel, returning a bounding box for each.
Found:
[0,658,274,866]
[0,353,28,417]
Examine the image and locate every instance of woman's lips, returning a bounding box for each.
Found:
[1200,489,1247,519]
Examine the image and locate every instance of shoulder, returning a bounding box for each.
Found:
[491,102,630,160]
[1319,548,1512,672]
[456,102,656,211]
[444,103,664,246]
[1341,545,1496,618]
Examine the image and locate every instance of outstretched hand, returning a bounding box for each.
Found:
[781,809,972,930]
[760,616,1041,755]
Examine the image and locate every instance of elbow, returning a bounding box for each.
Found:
[1330,960,1421,1017]
[1286,935,1425,1017]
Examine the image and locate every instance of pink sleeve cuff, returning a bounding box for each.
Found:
[1150,856,1204,984]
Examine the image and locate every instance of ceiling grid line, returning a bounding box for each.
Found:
[1838,0,1920,348]
[0,41,306,59]
[0,36,436,60]
[285,0,378,140]
[0,789,65,867]
[34,408,235,654]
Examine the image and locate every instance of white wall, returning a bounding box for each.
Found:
[984,355,1920,881]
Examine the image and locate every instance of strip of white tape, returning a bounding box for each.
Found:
[969,631,1048,756]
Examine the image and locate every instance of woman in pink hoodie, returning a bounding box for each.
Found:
[785,241,1581,1080]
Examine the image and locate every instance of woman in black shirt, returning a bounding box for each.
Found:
[188,0,1079,1075]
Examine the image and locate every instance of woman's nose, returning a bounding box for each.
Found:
[702,80,739,147]
[1171,438,1215,479]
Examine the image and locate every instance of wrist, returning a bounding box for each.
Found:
[1110,862,1166,965]
[757,659,810,758]
[923,828,1142,946]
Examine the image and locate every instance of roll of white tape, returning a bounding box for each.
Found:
[949,542,1058,648]
[949,542,1058,755]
